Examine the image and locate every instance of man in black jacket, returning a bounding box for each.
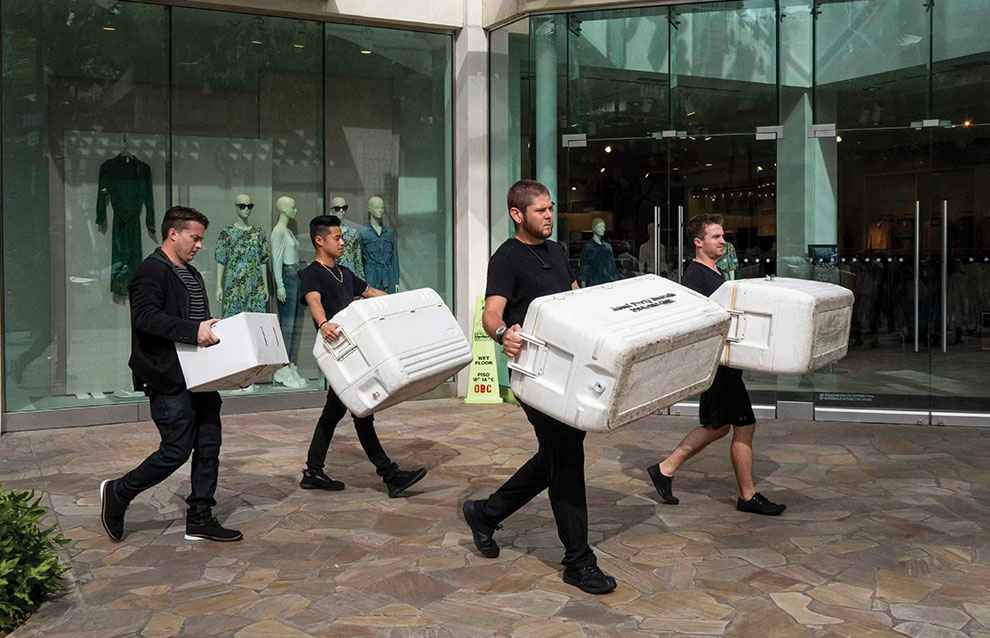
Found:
[99,206,242,543]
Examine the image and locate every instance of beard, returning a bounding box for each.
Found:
[521,214,552,240]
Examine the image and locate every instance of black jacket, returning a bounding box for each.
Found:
[129,248,210,394]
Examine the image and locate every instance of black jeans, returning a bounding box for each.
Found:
[307,387,397,480]
[478,401,596,568]
[114,390,222,524]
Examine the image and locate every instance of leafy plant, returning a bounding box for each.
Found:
[0,485,69,633]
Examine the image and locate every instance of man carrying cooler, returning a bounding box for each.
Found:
[646,214,786,516]
[298,214,427,497]
[462,179,617,595]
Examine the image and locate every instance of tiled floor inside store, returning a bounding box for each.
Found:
[3,398,990,637]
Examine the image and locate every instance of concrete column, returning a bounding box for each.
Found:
[453,0,490,396]
[534,15,559,224]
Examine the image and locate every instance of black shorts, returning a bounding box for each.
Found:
[698,365,756,430]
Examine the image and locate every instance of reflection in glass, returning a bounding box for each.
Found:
[815,0,929,128]
[672,0,777,134]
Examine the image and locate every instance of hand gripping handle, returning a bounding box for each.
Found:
[506,331,549,379]
[323,327,357,361]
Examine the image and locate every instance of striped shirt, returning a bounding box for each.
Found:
[174,265,207,321]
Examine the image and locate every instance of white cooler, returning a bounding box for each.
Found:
[176,312,289,392]
[709,276,854,374]
[314,288,472,417]
[509,275,731,433]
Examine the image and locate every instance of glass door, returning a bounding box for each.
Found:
[928,123,990,424]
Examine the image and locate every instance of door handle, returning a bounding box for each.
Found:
[677,204,684,283]
[942,199,948,354]
[914,200,920,353]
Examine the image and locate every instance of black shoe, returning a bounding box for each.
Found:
[462,499,500,558]
[185,516,243,542]
[385,467,427,498]
[99,479,127,542]
[647,464,679,505]
[300,469,345,491]
[737,492,786,516]
[562,565,617,594]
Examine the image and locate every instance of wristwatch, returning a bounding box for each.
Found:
[494,325,507,344]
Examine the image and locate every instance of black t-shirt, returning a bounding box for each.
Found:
[681,260,725,298]
[485,237,575,328]
[299,261,368,328]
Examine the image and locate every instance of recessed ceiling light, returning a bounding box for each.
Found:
[604,145,612,153]
[705,163,713,167]
[361,50,372,54]
[251,40,262,45]
[103,26,115,31]
[293,44,304,48]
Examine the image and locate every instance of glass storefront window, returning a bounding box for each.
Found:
[2,1,453,414]
[3,0,169,411]
[172,8,323,391]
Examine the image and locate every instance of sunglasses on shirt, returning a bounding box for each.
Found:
[331,205,349,212]
[236,203,255,210]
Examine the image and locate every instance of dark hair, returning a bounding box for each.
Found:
[507,179,549,218]
[310,214,342,246]
[685,214,724,243]
[161,206,209,242]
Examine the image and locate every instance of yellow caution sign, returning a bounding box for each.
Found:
[464,296,503,404]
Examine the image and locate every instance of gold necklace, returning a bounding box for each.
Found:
[319,260,343,283]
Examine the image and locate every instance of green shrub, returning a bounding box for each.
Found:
[0,486,69,633]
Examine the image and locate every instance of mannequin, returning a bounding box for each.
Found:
[215,194,271,393]
[216,194,271,315]
[358,196,400,293]
[578,217,620,287]
[271,196,307,388]
[331,196,364,278]
[639,222,670,277]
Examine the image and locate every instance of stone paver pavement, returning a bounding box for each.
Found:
[3,398,990,637]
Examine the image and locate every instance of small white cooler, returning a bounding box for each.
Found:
[709,276,854,374]
[176,312,289,392]
[314,288,472,417]
[509,275,731,433]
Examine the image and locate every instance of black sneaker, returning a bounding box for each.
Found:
[300,469,345,491]
[99,479,127,542]
[647,464,679,505]
[737,492,786,516]
[185,516,243,542]
[562,565,617,594]
[385,467,427,498]
[462,499,501,559]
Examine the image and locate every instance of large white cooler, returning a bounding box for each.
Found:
[509,275,731,433]
[709,276,854,374]
[314,288,472,417]
[176,312,289,392]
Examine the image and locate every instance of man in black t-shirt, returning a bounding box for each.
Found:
[298,215,426,498]
[461,179,617,595]
[646,214,785,516]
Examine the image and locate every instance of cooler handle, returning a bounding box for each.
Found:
[323,328,357,361]
[506,331,549,379]
[725,309,745,343]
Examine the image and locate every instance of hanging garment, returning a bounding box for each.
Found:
[96,154,155,295]
[578,239,620,287]
[358,223,399,293]
[214,225,271,318]
[867,221,892,250]
[339,225,364,279]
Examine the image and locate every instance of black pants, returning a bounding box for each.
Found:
[307,387,397,480]
[479,401,596,568]
[114,390,222,524]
